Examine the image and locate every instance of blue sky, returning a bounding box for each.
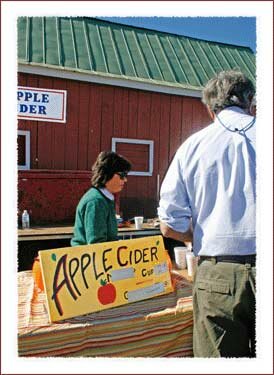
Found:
[99,16,256,53]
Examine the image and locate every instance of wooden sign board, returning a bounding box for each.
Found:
[39,235,173,322]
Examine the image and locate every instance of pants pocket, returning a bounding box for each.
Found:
[193,278,233,356]
[196,279,231,295]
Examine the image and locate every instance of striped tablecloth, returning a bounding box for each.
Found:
[18,270,193,357]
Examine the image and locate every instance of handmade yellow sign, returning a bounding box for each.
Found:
[39,235,173,322]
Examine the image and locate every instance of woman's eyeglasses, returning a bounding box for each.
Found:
[116,171,128,179]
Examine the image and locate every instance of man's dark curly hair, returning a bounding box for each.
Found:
[91,151,131,188]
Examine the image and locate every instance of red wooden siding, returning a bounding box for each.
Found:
[116,143,149,172]
[18,171,90,225]
[18,72,211,223]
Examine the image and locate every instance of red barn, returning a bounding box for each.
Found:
[17,17,256,224]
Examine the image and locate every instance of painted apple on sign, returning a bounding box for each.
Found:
[97,279,117,305]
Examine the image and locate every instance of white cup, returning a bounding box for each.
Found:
[134,216,144,230]
[186,252,198,276]
[174,247,189,269]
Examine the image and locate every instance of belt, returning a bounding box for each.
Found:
[199,255,256,266]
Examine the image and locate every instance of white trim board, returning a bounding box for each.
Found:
[18,130,30,170]
[112,137,154,177]
[18,64,202,98]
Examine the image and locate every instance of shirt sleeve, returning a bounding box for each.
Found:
[157,150,192,233]
[84,199,108,243]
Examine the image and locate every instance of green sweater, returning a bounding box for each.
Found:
[71,187,118,246]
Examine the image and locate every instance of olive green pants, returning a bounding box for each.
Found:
[193,259,256,357]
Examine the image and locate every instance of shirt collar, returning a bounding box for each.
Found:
[217,106,248,119]
[215,106,253,131]
[99,188,114,201]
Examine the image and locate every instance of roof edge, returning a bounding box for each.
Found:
[18,62,203,98]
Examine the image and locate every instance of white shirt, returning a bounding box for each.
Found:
[100,188,114,201]
[158,107,256,256]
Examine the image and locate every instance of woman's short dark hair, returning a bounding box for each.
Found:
[91,151,131,188]
[202,70,255,113]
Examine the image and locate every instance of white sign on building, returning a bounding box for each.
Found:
[17,86,67,123]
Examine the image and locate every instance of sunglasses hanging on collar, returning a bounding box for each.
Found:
[216,115,256,135]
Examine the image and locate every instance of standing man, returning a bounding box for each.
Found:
[158,70,256,357]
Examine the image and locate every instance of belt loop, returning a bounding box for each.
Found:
[211,257,217,265]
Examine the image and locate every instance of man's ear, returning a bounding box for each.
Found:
[206,105,215,121]
[249,95,256,116]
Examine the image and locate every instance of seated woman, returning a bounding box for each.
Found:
[71,151,131,246]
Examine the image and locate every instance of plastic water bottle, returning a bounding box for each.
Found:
[22,210,30,229]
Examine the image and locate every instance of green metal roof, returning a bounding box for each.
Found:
[17,17,256,91]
